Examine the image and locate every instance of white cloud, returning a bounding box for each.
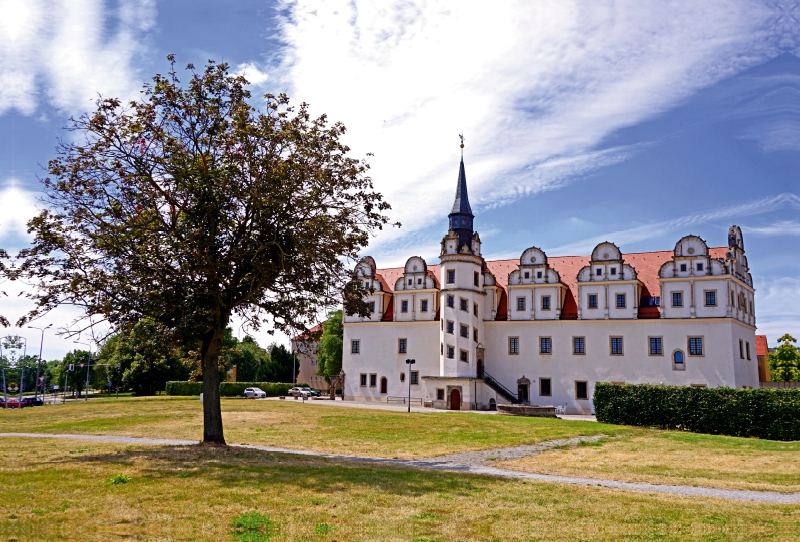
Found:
[235,62,270,87]
[747,220,800,236]
[0,182,39,244]
[0,0,156,116]
[276,0,787,255]
[754,277,800,344]
[545,192,800,256]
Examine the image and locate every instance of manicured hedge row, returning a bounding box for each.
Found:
[165,381,203,396]
[165,381,293,397]
[594,382,800,441]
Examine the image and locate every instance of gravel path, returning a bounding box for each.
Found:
[3,432,798,504]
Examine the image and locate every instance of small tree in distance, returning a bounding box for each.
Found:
[769,334,800,382]
[316,310,343,384]
[16,57,391,444]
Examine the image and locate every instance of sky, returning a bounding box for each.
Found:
[0,0,798,361]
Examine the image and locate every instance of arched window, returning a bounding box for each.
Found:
[673,350,685,370]
[674,351,684,364]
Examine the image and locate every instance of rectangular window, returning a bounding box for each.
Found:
[649,337,663,356]
[541,296,551,310]
[369,301,375,313]
[460,324,469,338]
[410,371,419,385]
[369,374,377,387]
[437,388,444,400]
[459,349,468,362]
[421,299,429,312]
[447,345,455,359]
[360,373,367,386]
[400,372,405,383]
[473,303,478,317]
[616,294,626,308]
[540,378,552,397]
[474,328,478,343]
[576,381,589,400]
[680,263,687,272]
[596,268,602,276]
[398,338,407,354]
[746,341,751,360]
[401,300,408,313]
[739,339,744,359]
[447,295,454,308]
[697,262,704,271]
[447,270,455,284]
[516,297,526,311]
[418,278,422,285]
[610,267,617,275]
[408,279,412,286]
[573,337,585,355]
[689,337,704,356]
[610,337,623,355]
[474,271,479,287]
[672,292,683,307]
[705,291,716,306]
[540,337,552,355]
[537,271,542,279]
[351,340,360,354]
[524,271,530,279]
[446,321,454,334]
[460,298,468,312]
[588,294,598,309]
[509,337,520,355]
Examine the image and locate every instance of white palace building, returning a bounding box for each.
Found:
[341,154,759,413]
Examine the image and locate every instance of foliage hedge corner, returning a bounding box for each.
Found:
[594,382,800,441]
[166,381,293,397]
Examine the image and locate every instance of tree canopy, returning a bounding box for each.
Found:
[16,57,391,443]
[315,310,343,382]
[769,334,800,382]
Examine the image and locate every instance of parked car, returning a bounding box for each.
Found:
[21,397,44,407]
[287,386,310,398]
[1,398,21,409]
[302,387,321,397]
[243,387,267,399]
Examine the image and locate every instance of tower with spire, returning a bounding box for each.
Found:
[438,137,486,381]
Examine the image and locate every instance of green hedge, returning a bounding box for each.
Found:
[166,381,293,397]
[218,382,293,397]
[594,382,800,441]
[165,381,203,396]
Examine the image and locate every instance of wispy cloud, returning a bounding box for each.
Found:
[0,0,156,116]
[276,0,789,253]
[545,193,800,255]
[748,220,800,236]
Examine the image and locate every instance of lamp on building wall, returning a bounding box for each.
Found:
[405,358,416,413]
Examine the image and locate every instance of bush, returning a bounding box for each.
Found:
[165,381,203,396]
[594,382,800,441]
[219,382,293,397]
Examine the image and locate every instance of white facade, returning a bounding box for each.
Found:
[342,158,760,413]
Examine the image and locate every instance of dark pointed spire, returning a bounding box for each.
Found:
[447,135,474,251]
[450,158,473,215]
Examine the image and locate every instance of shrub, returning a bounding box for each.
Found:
[594,382,800,441]
[219,382,293,397]
[165,381,203,396]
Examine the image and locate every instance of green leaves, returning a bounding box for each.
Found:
[768,335,800,382]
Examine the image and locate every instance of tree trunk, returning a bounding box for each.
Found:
[201,325,226,445]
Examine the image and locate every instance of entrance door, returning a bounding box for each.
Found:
[450,389,461,410]
[518,384,529,403]
[380,377,387,394]
[476,358,484,378]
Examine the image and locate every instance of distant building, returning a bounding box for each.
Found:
[292,324,330,390]
[342,152,760,413]
[756,334,771,382]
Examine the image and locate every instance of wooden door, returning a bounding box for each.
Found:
[477,359,484,378]
[380,377,387,394]
[450,389,461,410]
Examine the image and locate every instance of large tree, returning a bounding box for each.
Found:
[769,334,800,382]
[315,310,343,382]
[17,57,389,443]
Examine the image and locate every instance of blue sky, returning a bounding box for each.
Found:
[0,0,798,360]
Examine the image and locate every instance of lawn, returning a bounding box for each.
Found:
[0,438,797,541]
[0,397,629,458]
[497,430,800,493]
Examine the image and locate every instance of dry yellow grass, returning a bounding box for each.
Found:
[0,437,798,541]
[0,396,627,459]
[496,430,800,493]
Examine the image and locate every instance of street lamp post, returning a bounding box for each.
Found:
[17,338,28,409]
[405,359,416,413]
[28,324,52,401]
[0,343,5,407]
[74,341,93,401]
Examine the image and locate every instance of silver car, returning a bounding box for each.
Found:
[288,386,310,398]
[243,387,267,398]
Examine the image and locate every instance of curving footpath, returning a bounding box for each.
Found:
[2,432,799,504]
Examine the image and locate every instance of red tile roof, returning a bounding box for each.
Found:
[756,335,768,357]
[292,322,324,341]
[373,247,728,321]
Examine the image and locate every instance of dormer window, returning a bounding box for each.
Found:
[696,263,703,271]
[610,268,617,275]
[680,263,687,272]
[524,271,530,279]
[596,268,602,276]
